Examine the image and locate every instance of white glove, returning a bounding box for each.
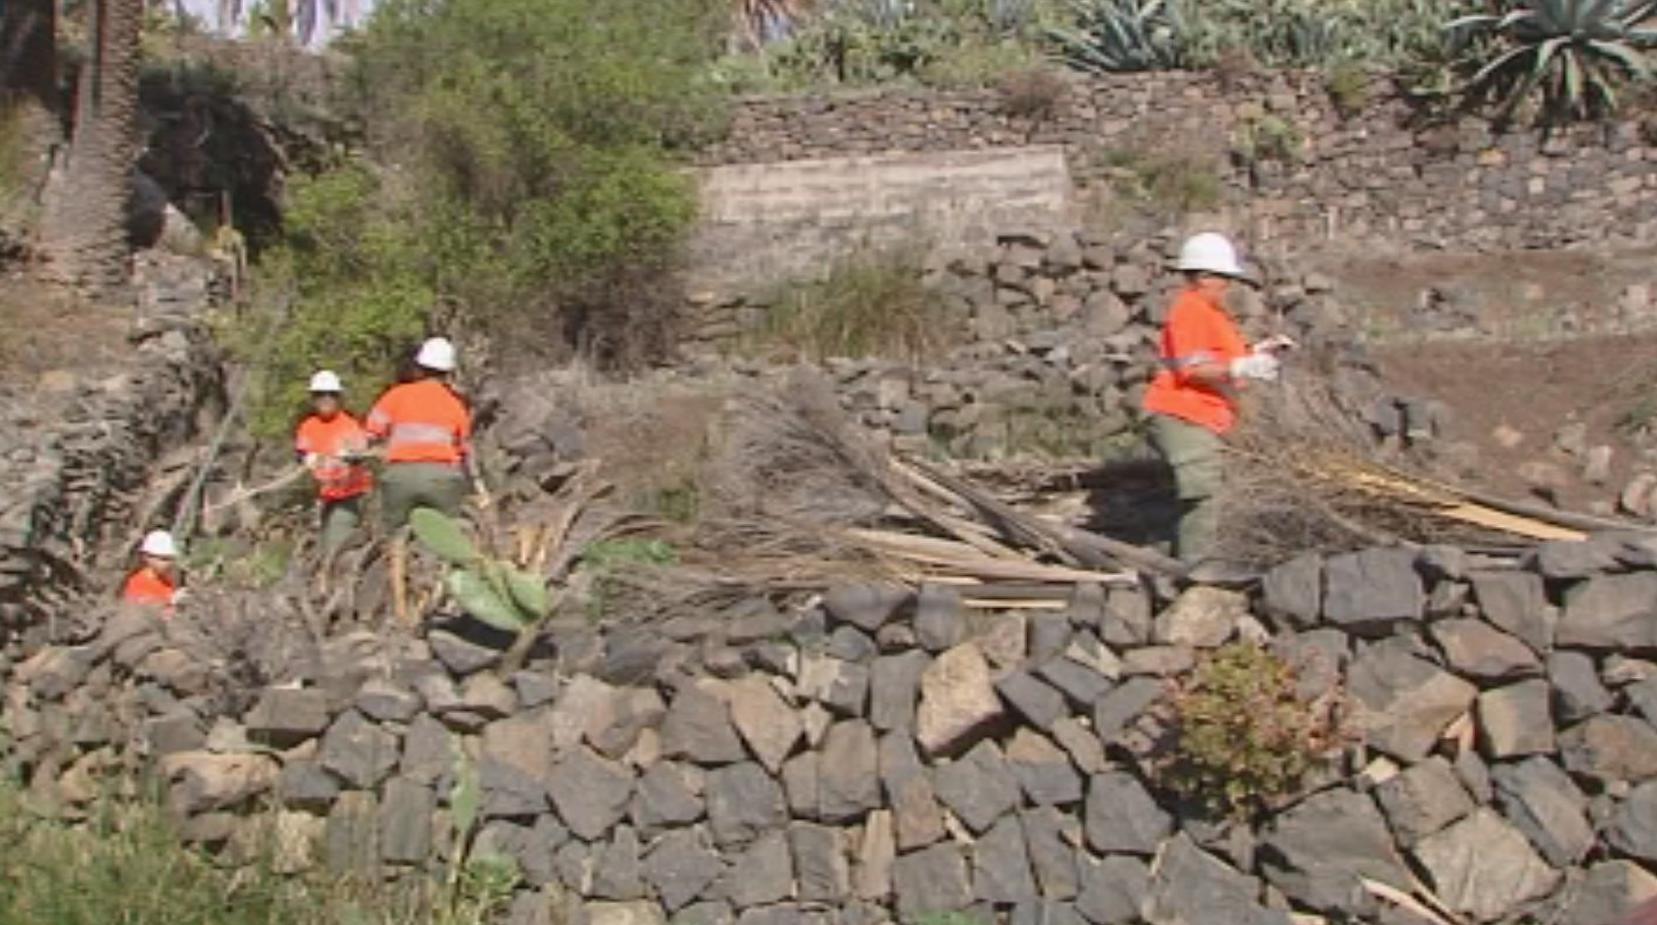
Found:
[1230,353,1281,382]
[1255,334,1298,354]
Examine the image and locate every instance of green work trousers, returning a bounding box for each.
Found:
[380,462,468,531]
[319,495,365,554]
[1149,413,1225,563]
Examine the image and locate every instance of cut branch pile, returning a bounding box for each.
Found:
[1217,357,1653,563]
[600,369,1180,620]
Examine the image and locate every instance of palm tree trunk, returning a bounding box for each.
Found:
[39,0,143,294]
[1,0,60,233]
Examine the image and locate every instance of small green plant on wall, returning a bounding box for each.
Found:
[1154,643,1353,818]
[1232,113,1305,166]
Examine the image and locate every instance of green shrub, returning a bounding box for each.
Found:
[1232,114,1304,165]
[1155,643,1351,818]
[581,538,680,621]
[584,538,681,570]
[920,39,1050,87]
[238,164,430,439]
[242,0,720,426]
[748,248,952,362]
[362,0,721,345]
[996,67,1072,118]
[1101,147,1224,215]
[1448,0,1657,122]
[1325,61,1371,117]
[183,535,298,588]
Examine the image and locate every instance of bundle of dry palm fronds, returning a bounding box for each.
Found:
[1216,350,1606,564]
[595,368,1167,621]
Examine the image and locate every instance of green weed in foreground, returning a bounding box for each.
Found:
[0,787,317,925]
[581,538,680,621]
[0,781,526,925]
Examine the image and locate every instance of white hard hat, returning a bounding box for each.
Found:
[308,370,343,393]
[415,337,457,372]
[1177,232,1246,278]
[140,530,178,558]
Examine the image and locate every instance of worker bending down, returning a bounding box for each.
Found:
[365,337,485,622]
[295,370,374,555]
[122,530,185,614]
[1142,232,1292,565]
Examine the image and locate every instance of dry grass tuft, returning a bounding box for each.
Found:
[587,368,902,620]
[701,366,891,526]
[746,247,952,364]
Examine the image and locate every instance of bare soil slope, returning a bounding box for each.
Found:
[1375,334,1657,511]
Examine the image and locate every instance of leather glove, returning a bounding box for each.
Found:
[1230,352,1282,382]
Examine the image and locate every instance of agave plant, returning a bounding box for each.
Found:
[1448,0,1657,119]
[1051,0,1190,72]
[410,507,554,670]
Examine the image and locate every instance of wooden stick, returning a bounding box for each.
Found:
[962,598,1068,610]
[891,458,974,509]
[199,465,308,515]
[900,457,1079,564]
[901,456,1190,577]
[1448,487,1650,537]
[844,529,1136,584]
[1431,502,1586,542]
[1312,455,1630,540]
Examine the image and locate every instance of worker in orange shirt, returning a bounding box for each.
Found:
[365,337,486,622]
[122,529,185,614]
[295,370,374,555]
[1142,233,1293,565]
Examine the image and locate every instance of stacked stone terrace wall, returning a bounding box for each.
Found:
[7,534,1657,925]
[695,72,1657,264]
[0,255,225,645]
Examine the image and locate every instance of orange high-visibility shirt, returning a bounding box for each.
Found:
[122,566,177,612]
[295,412,374,501]
[365,379,472,465]
[1142,286,1251,435]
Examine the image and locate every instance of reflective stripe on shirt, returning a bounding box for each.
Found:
[386,421,460,449]
[1161,351,1216,371]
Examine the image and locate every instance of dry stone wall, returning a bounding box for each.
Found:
[8,536,1657,925]
[688,226,1405,466]
[0,254,225,644]
[696,72,1657,261]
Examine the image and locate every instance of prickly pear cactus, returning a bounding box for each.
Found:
[411,507,481,565]
[412,508,555,634]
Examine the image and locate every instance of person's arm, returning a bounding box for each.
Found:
[1164,305,1242,390]
[363,395,392,448]
[1175,309,1282,386]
